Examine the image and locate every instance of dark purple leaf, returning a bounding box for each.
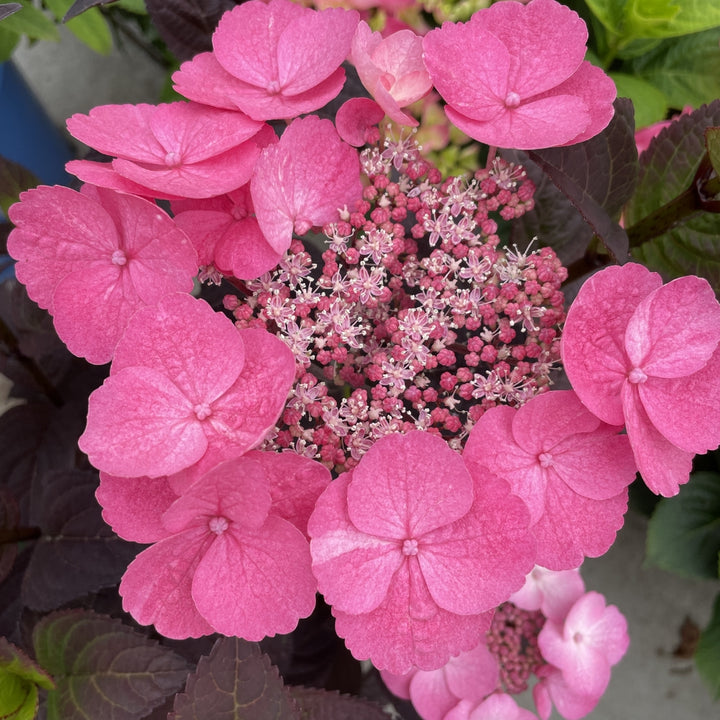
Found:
[0,487,20,583]
[64,0,117,22]
[0,3,21,22]
[144,0,237,62]
[0,546,30,639]
[289,687,390,720]
[21,469,141,611]
[526,97,637,264]
[0,154,40,216]
[33,609,189,720]
[170,637,300,720]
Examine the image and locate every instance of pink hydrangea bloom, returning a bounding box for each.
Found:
[335,98,385,147]
[79,293,295,478]
[537,591,629,702]
[509,566,585,624]
[66,102,265,199]
[635,106,692,154]
[381,642,499,720]
[308,431,535,673]
[533,666,601,720]
[250,116,363,254]
[444,694,538,720]
[171,185,283,281]
[463,391,636,570]
[562,263,720,496]
[350,21,432,127]
[422,0,616,149]
[172,0,358,121]
[117,456,320,640]
[7,184,197,364]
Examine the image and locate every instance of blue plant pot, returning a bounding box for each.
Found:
[0,60,73,187]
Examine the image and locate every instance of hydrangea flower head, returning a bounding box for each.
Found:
[250,116,363,254]
[562,263,720,496]
[422,0,616,149]
[66,102,265,199]
[116,456,321,640]
[308,430,535,673]
[172,0,359,121]
[464,390,636,569]
[7,184,198,364]
[79,293,295,478]
[350,21,432,127]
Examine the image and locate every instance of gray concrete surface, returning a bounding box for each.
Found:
[8,22,720,720]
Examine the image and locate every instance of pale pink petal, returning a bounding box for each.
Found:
[79,366,208,478]
[380,668,414,699]
[347,431,474,539]
[192,516,316,639]
[419,471,535,614]
[562,263,663,426]
[333,558,493,674]
[309,473,403,614]
[251,116,362,252]
[161,457,272,534]
[509,566,585,624]
[247,449,331,537]
[96,472,178,543]
[468,693,538,720]
[202,328,295,454]
[534,668,600,720]
[639,348,720,454]
[119,528,215,639]
[408,668,456,720]
[444,643,499,701]
[625,275,720,377]
[622,382,694,496]
[444,700,474,720]
[110,294,245,404]
[336,98,385,147]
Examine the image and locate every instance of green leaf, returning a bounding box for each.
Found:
[33,610,189,720]
[43,0,112,54]
[647,471,720,578]
[0,637,54,720]
[706,127,720,177]
[0,155,40,217]
[587,0,720,41]
[611,72,668,128]
[0,0,58,40]
[696,592,720,699]
[0,24,20,61]
[625,100,720,288]
[170,638,299,720]
[628,28,720,110]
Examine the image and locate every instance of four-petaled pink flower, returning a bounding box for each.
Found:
[66,102,265,199]
[114,455,328,640]
[464,390,637,570]
[172,0,358,121]
[79,293,295,478]
[7,184,198,364]
[250,115,363,254]
[422,0,616,149]
[350,21,432,127]
[536,591,629,716]
[308,430,535,674]
[562,263,720,496]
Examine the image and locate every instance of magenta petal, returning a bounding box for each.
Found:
[348,431,474,539]
[96,472,178,543]
[336,98,385,147]
[172,52,240,110]
[191,516,316,639]
[622,383,694,496]
[419,472,535,614]
[333,558,493,674]
[309,473,403,614]
[80,366,207,478]
[562,264,663,426]
[638,347,720,455]
[111,294,245,402]
[119,528,215,639]
[444,643,499,701]
[218,217,284,280]
[162,457,272,534]
[625,275,720,377]
[407,669,456,720]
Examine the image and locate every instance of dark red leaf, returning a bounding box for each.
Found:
[289,687,390,720]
